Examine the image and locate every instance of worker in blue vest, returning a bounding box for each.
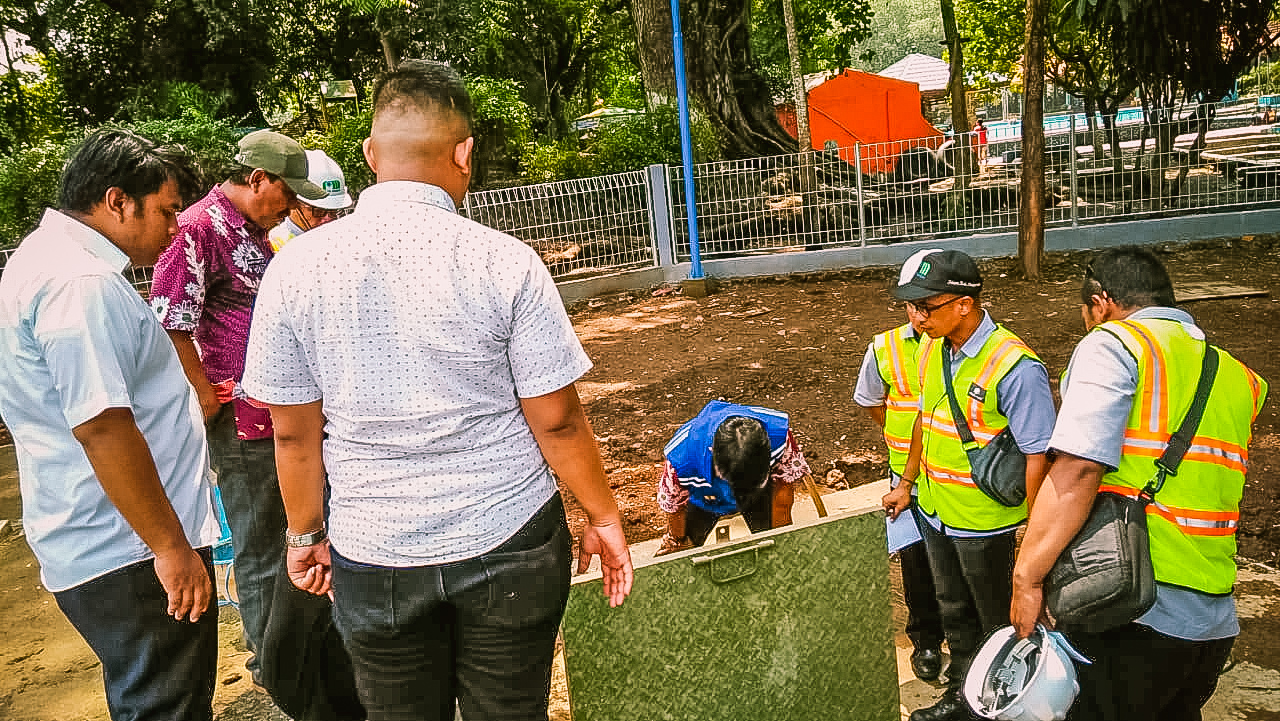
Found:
[655,401,812,556]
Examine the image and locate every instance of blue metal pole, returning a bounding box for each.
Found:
[669,0,704,280]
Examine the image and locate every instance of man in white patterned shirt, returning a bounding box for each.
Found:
[243,59,633,721]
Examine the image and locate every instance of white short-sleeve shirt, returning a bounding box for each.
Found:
[243,181,593,566]
[0,210,218,592]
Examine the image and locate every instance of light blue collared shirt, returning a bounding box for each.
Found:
[0,210,218,592]
[1051,306,1236,641]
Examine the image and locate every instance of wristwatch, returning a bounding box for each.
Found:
[285,526,328,547]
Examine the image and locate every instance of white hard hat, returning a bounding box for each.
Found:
[301,149,353,210]
[963,625,1085,721]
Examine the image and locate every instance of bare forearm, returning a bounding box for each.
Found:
[521,385,621,526]
[1013,454,1104,588]
[73,408,191,556]
[166,330,213,392]
[269,401,327,534]
[903,413,924,481]
[166,330,219,417]
[865,405,887,428]
[1023,452,1049,510]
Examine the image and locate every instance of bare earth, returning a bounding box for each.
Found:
[0,236,1278,720]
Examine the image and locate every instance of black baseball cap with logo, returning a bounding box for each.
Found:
[892,249,983,301]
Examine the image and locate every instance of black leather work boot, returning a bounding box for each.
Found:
[908,688,981,721]
[911,646,943,682]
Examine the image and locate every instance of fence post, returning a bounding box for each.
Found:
[854,144,867,247]
[646,164,676,268]
[1069,114,1079,228]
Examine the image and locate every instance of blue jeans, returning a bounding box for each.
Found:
[207,402,288,679]
[55,548,218,721]
[330,493,572,721]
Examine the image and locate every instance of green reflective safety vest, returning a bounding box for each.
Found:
[917,326,1039,532]
[872,324,922,476]
[1082,318,1268,594]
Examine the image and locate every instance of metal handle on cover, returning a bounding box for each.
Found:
[690,539,775,583]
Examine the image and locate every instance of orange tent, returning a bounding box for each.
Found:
[777,68,944,174]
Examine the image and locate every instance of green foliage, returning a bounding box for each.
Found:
[521,105,721,182]
[120,82,231,123]
[1079,0,1278,101]
[521,138,596,183]
[0,139,71,249]
[954,0,1025,86]
[848,0,944,71]
[751,0,875,91]
[469,76,534,150]
[300,111,375,193]
[0,112,240,249]
[128,111,241,191]
[0,55,69,152]
[1240,59,1280,97]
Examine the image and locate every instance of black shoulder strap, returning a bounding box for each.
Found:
[940,341,979,451]
[1142,344,1220,499]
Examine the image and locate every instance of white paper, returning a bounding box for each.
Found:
[886,507,923,554]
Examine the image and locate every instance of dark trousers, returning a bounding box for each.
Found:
[1065,623,1234,721]
[685,479,775,546]
[207,403,288,678]
[55,549,218,721]
[330,493,572,721]
[900,524,945,651]
[919,519,1017,689]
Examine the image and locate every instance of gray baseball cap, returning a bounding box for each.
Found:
[234,130,327,201]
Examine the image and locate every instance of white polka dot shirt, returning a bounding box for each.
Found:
[243,181,592,566]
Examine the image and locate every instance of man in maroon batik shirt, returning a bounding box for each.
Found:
[150,130,324,687]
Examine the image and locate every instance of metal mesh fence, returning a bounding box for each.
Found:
[3,104,1279,285]
[463,170,658,280]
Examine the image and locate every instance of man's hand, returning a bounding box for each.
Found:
[882,482,912,520]
[577,521,633,608]
[287,542,333,597]
[1011,573,1051,639]
[153,546,213,622]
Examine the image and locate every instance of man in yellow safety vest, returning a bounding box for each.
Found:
[1012,246,1268,721]
[855,250,945,682]
[883,249,1056,721]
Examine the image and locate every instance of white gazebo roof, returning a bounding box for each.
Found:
[878,53,950,93]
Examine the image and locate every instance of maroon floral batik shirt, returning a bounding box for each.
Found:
[149,185,274,440]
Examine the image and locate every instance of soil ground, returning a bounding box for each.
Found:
[0,236,1278,719]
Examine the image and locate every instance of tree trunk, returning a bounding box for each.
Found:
[632,0,798,158]
[941,0,972,222]
[630,0,676,105]
[1018,0,1046,281]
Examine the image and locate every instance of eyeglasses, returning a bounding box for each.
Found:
[906,295,965,318]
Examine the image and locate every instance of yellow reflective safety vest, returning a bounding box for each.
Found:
[1085,318,1268,594]
[917,326,1039,532]
[872,324,922,476]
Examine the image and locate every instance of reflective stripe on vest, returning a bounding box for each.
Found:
[1087,318,1267,593]
[916,326,1038,531]
[873,324,922,474]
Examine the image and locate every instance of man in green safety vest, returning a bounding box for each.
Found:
[1012,247,1268,721]
[883,249,1056,721]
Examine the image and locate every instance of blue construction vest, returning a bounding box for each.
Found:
[663,401,790,516]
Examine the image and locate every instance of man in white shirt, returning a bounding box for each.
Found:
[0,128,220,721]
[243,60,633,721]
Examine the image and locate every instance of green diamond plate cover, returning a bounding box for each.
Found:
[563,508,897,721]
